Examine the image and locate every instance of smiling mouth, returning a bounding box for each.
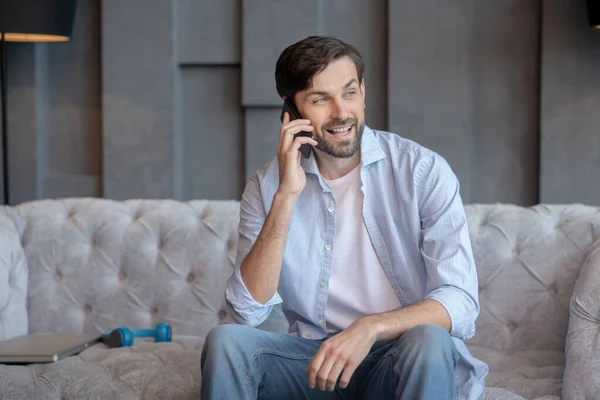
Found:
[326,124,354,137]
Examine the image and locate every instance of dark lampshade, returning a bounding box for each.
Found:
[588,0,600,29]
[0,0,78,42]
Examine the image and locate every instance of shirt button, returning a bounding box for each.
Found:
[318,319,324,326]
[328,206,334,213]
[325,244,331,251]
[306,332,312,338]
[320,281,326,288]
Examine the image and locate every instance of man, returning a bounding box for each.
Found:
[201,36,488,399]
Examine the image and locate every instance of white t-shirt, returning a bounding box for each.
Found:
[323,164,402,332]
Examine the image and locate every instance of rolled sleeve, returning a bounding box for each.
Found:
[416,154,480,340]
[224,174,283,327]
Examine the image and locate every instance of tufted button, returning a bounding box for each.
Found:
[55,271,63,281]
[549,283,558,295]
[66,210,76,219]
[84,305,92,314]
[513,245,523,256]
[186,272,195,283]
[218,310,227,320]
[507,322,517,332]
[479,284,487,293]
[151,306,159,315]
[118,271,126,282]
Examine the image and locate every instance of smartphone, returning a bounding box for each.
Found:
[280,99,313,159]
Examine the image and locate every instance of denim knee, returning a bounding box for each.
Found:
[202,324,256,365]
[397,324,454,355]
[204,324,249,352]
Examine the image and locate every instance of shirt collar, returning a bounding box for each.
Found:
[301,125,386,176]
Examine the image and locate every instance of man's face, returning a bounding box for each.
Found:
[295,57,365,159]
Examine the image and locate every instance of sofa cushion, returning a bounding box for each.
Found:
[471,345,563,398]
[0,336,206,400]
[482,387,560,400]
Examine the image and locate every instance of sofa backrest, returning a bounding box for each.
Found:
[0,198,286,340]
[465,203,600,354]
[0,207,28,340]
[0,199,598,348]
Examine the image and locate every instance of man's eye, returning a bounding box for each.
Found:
[314,98,326,104]
[344,91,356,97]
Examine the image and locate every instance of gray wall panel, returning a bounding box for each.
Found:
[388,1,540,205]
[6,44,40,205]
[180,67,244,200]
[323,0,387,131]
[47,0,102,186]
[388,1,473,201]
[468,1,540,205]
[102,0,174,199]
[242,0,318,106]
[6,0,600,206]
[6,1,102,204]
[540,0,600,204]
[245,108,281,178]
[44,174,102,198]
[177,0,241,64]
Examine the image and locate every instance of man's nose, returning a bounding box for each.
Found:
[330,99,350,121]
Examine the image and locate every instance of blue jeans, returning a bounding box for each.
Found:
[200,324,459,400]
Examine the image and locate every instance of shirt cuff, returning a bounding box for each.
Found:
[426,286,477,340]
[225,267,283,327]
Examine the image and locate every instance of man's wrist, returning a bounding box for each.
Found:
[274,190,300,205]
[361,314,386,342]
[361,311,408,342]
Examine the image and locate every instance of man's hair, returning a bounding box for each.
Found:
[275,36,365,102]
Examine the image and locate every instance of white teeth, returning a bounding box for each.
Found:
[329,126,352,133]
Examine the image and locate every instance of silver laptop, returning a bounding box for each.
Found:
[0,333,102,363]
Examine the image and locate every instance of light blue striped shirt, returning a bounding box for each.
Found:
[225,126,488,399]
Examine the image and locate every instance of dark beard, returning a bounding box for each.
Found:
[316,122,365,159]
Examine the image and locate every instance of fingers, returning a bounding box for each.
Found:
[308,342,348,392]
[326,358,346,391]
[338,361,358,390]
[279,119,313,152]
[281,136,318,167]
[290,136,318,152]
[307,350,325,389]
[315,353,337,391]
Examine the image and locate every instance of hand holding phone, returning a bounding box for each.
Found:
[280,99,314,159]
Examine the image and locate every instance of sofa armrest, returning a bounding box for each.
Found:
[563,242,600,400]
[0,208,28,340]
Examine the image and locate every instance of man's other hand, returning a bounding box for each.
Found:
[306,318,377,391]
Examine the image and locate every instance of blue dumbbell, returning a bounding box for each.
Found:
[102,322,172,348]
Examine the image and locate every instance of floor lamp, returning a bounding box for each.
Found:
[0,0,78,205]
[588,0,600,30]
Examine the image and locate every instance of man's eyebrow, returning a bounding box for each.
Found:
[306,78,359,97]
[343,78,359,89]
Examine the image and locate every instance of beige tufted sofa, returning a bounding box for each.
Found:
[0,198,598,399]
